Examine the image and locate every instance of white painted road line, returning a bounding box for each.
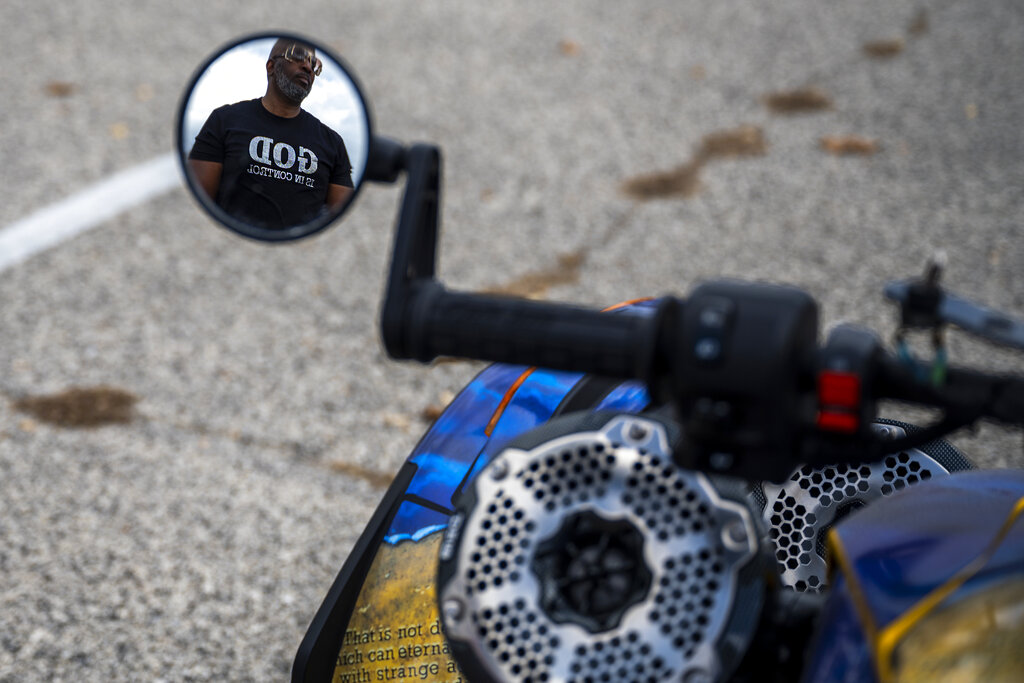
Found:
[0,153,182,273]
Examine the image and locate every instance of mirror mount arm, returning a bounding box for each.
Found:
[364,135,408,184]
[381,144,443,359]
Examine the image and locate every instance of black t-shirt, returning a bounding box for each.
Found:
[188,99,353,229]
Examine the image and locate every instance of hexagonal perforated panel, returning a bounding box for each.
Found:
[471,599,559,681]
[464,489,533,595]
[439,415,762,683]
[760,424,959,593]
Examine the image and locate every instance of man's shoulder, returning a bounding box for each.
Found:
[297,109,337,135]
[212,98,261,117]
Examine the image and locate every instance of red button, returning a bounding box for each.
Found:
[819,371,860,409]
[817,411,859,433]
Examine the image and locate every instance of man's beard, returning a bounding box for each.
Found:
[273,60,312,103]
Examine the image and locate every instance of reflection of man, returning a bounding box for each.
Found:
[188,39,354,229]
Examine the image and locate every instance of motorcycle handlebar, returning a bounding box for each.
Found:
[383,281,661,379]
[383,276,1024,462]
[378,141,1024,478]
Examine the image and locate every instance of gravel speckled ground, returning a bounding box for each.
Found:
[1,1,1022,680]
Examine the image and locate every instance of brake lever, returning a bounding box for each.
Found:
[884,280,1024,352]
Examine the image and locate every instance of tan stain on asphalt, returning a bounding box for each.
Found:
[485,250,586,299]
[109,123,130,140]
[820,135,879,156]
[698,125,768,159]
[421,404,445,422]
[135,84,154,102]
[622,125,767,200]
[327,461,393,489]
[863,38,905,58]
[44,82,75,97]
[13,386,138,428]
[908,10,929,36]
[623,161,704,199]
[864,9,927,59]
[382,412,413,431]
[763,87,833,114]
[559,39,581,56]
[420,390,456,423]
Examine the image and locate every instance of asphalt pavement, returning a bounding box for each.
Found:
[1,0,1022,680]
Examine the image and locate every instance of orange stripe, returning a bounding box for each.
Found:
[601,297,654,312]
[485,367,537,437]
[484,299,652,437]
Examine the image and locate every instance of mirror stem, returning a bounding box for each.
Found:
[381,144,442,358]
[365,135,407,183]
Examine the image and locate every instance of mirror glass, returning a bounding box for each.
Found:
[177,33,372,242]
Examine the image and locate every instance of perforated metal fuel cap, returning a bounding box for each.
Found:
[437,413,767,683]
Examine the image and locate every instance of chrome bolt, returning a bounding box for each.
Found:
[722,520,749,550]
[873,423,905,440]
[628,422,649,441]
[442,598,464,623]
[489,458,509,481]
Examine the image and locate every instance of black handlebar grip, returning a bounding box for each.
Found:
[388,281,659,379]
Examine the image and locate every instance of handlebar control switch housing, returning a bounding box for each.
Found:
[809,325,883,463]
[671,281,819,483]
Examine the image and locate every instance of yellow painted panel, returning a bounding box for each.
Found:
[332,532,465,683]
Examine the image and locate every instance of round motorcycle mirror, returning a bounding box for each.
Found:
[176,32,372,242]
